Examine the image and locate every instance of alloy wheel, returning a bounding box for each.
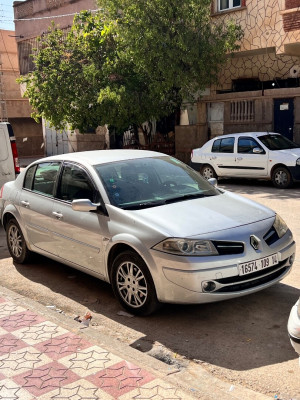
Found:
[8,224,23,258]
[116,261,148,308]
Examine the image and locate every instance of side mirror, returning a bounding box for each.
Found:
[253,147,264,154]
[72,199,99,212]
[208,178,217,187]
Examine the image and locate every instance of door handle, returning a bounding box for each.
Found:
[21,200,29,207]
[52,211,63,220]
[236,157,243,161]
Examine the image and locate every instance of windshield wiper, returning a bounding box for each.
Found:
[121,200,167,210]
[164,192,216,204]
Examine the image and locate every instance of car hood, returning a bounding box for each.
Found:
[275,148,300,157]
[123,191,275,237]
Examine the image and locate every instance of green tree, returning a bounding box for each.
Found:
[19,0,243,133]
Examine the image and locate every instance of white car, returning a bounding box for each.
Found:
[0,122,20,188]
[191,132,300,188]
[288,297,300,359]
[0,150,296,315]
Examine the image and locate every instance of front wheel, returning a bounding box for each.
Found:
[6,219,32,263]
[111,251,160,316]
[200,164,217,180]
[272,166,292,189]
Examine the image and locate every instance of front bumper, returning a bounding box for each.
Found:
[151,228,295,304]
[288,298,300,356]
[288,165,300,182]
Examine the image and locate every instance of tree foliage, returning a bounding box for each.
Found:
[19,0,243,132]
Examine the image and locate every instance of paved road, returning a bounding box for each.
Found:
[0,179,299,400]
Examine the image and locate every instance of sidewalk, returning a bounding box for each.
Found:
[0,286,270,400]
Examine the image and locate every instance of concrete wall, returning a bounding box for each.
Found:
[10,118,44,156]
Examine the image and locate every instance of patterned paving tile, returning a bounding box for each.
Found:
[59,345,123,377]
[38,378,114,400]
[0,302,26,319]
[0,347,53,378]
[0,333,28,356]
[13,361,80,397]
[0,311,46,332]
[13,322,68,346]
[86,360,155,398]
[119,378,196,400]
[0,378,34,399]
[34,333,92,360]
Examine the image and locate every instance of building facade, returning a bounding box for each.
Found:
[176,0,300,163]
[0,29,43,157]
[13,0,109,156]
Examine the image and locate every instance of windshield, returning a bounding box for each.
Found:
[95,156,220,209]
[258,134,300,150]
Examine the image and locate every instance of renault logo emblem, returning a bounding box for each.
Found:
[250,235,260,251]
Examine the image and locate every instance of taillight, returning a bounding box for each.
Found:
[0,185,4,199]
[10,141,20,174]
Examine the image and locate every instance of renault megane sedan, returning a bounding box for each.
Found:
[0,150,296,315]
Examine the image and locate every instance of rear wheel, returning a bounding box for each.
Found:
[6,219,32,263]
[201,164,217,180]
[111,251,160,316]
[272,166,292,189]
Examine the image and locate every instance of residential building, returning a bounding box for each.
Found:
[0,29,43,157]
[176,0,300,163]
[13,0,108,156]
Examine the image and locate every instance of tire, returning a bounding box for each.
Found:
[6,219,32,264]
[272,166,292,189]
[200,164,217,180]
[111,251,160,316]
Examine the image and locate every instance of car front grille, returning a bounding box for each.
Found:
[212,241,244,255]
[214,258,290,293]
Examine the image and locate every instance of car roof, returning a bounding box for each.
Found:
[210,132,279,141]
[33,149,166,166]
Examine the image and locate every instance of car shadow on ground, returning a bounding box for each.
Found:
[11,253,299,372]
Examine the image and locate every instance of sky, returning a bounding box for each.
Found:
[0,0,24,31]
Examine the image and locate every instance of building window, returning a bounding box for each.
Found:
[230,100,254,122]
[219,0,241,11]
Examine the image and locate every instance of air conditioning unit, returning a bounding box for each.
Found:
[290,65,300,78]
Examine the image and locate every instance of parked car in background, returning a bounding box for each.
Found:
[0,122,20,188]
[0,150,296,315]
[191,132,300,189]
[288,297,300,360]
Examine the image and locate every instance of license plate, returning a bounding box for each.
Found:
[238,253,279,276]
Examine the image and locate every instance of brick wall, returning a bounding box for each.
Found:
[285,0,300,10]
[283,11,300,31]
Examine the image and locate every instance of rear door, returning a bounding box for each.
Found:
[210,137,236,177]
[19,162,61,255]
[0,124,14,187]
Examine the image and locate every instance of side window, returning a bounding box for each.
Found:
[219,0,241,11]
[212,139,221,152]
[32,163,60,197]
[219,137,234,153]
[58,164,96,202]
[23,165,36,190]
[238,137,265,154]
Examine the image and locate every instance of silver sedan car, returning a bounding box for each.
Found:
[0,150,296,315]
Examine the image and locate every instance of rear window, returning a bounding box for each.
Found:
[24,162,61,197]
[212,137,235,153]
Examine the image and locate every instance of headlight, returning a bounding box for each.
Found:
[273,214,288,238]
[296,158,300,166]
[153,239,218,256]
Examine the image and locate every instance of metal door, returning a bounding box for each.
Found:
[274,98,294,140]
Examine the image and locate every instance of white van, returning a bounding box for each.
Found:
[0,122,20,189]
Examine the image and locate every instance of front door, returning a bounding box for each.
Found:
[274,98,294,140]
